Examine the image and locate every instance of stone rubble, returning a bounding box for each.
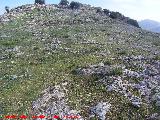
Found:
[32,82,84,120]
[77,57,160,109]
[89,102,111,120]
[100,76,143,107]
[75,63,112,76]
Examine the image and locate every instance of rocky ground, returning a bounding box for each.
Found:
[0,4,160,120]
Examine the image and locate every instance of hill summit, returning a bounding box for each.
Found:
[1,3,140,28]
[0,3,160,120]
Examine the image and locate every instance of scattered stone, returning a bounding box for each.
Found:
[75,63,112,76]
[123,69,142,78]
[90,102,111,120]
[147,113,160,120]
[32,83,84,120]
[129,96,142,107]
[143,65,159,76]
[155,101,160,107]
[10,75,18,80]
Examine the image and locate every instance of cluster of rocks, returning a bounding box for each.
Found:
[32,82,84,120]
[80,39,100,45]
[0,75,18,81]
[89,102,111,120]
[0,46,24,61]
[99,76,143,107]
[75,58,160,110]
[75,62,113,76]
[0,68,32,82]
[32,82,113,120]
[75,63,143,107]
[0,4,57,23]
[0,3,140,28]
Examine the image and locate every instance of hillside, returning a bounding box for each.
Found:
[139,19,160,33]
[0,4,160,120]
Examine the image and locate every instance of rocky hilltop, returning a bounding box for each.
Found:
[1,4,140,28]
[0,3,160,120]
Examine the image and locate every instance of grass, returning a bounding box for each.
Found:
[110,67,123,76]
[152,40,160,46]
[153,55,160,60]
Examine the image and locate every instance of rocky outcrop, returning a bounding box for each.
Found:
[89,102,111,120]
[75,56,160,112]
[0,3,140,28]
[32,82,84,120]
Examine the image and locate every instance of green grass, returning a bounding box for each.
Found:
[0,40,19,47]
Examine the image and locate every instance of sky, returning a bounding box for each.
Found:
[0,0,160,22]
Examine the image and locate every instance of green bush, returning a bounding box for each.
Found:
[95,7,102,13]
[110,67,123,76]
[153,55,160,60]
[35,0,45,4]
[70,1,81,9]
[5,6,10,13]
[118,50,127,55]
[127,19,140,28]
[103,9,110,15]
[109,12,118,19]
[109,11,124,19]
[104,60,112,65]
[59,0,69,6]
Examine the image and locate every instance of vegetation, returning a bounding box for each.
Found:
[5,6,10,13]
[95,7,102,13]
[70,1,81,9]
[109,11,124,20]
[127,18,140,28]
[103,9,110,15]
[109,12,117,19]
[59,0,69,6]
[35,0,45,4]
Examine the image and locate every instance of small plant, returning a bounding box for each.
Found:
[109,11,124,19]
[90,116,99,120]
[5,6,10,13]
[70,1,81,10]
[127,18,140,28]
[153,55,160,60]
[118,50,127,55]
[109,12,118,19]
[103,9,110,15]
[152,41,160,46]
[95,7,102,13]
[59,0,69,6]
[104,60,112,65]
[35,0,45,4]
[110,67,123,76]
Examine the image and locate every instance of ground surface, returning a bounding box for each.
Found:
[0,4,160,120]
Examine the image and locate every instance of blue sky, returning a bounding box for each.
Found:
[0,0,160,22]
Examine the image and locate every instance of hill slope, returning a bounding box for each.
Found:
[139,19,160,33]
[0,4,160,120]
